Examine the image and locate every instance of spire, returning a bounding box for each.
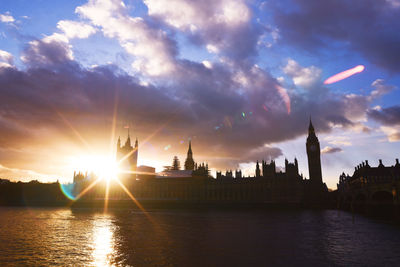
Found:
[135,137,138,148]
[309,116,315,134]
[188,140,192,154]
[184,140,195,170]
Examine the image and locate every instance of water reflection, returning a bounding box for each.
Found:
[2,208,400,266]
[91,214,115,267]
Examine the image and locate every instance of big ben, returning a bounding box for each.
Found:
[306,118,323,183]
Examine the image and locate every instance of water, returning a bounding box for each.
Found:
[0,207,400,266]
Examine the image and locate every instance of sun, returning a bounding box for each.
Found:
[69,154,119,181]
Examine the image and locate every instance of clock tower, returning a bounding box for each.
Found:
[306,118,322,183]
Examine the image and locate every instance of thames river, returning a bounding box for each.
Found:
[0,207,400,266]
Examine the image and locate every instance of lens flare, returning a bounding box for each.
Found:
[59,183,77,200]
[276,85,291,114]
[164,144,171,150]
[324,65,365,85]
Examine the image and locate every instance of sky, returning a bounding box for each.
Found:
[0,0,400,189]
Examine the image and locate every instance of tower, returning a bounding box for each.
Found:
[255,161,261,177]
[116,129,138,178]
[306,118,322,183]
[184,140,195,170]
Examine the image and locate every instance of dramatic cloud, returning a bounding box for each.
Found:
[0,55,375,179]
[76,0,178,76]
[321,146,342,154]
[144,0,261,60]
[1,0,398,185]
[21,33,73,67]
[273,0,400,71]
[57,20,97,39]
[368,105,400,126]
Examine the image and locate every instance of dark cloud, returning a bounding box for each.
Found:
[273,0,400,72]
[0,22,375,177]
[367,106,400,126]
[21,36,73,67]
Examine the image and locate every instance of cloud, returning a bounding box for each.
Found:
[368,105,400,126]
[0,13,15,23]
[20,33,73,66]
[369,79,396,100]
[0,50,14,68]
[321,146,342,154]
[76,0,178,76]
[0,56,371,179]
[324,135,352,146]
[144,0,262,61]
[283,58,322,88]
[380,126,400,142]
[1,0,397,181]
[273,0,400,72]
[0,164,56,182]
[57,20,97,39]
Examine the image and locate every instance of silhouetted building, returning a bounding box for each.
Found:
[337,159,400,214]
[70,121,327,204]
[73,171,87,183]
[137,165,156,179]
[117,129,138,179]
[184,141,195,170]
[306,118,322,184]
[304,118,327,202]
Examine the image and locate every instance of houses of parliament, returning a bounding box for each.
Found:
[75,120,328,203]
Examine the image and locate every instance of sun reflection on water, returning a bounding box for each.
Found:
[91,215,115,267]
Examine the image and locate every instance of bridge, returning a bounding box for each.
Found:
[337,159,400,216]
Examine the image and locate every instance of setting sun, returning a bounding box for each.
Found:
[69,154,119,181]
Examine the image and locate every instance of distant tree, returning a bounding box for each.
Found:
[172,156,181,170]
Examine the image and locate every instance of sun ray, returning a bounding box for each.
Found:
[117,116,179,165]
[114,178,147,212]
[104,179,110,213]
[55,110,92,150]
[74,177,102,200]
